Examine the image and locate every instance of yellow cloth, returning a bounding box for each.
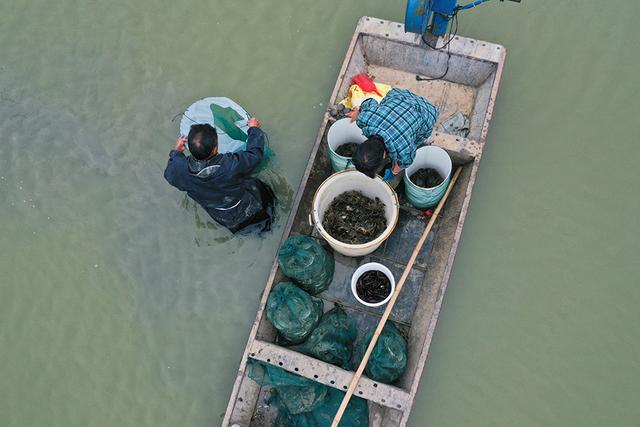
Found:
[339,82,393,109]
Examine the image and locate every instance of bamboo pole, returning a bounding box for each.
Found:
[331,167,463,427]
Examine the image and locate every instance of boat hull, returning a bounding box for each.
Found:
[222,16,506,427]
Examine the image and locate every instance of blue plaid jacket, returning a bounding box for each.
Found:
[357,89,439,168]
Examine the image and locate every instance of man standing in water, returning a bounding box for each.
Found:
[348,88,439,181]
[164,118,275,234]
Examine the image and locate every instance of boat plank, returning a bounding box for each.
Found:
[249,340,412,410]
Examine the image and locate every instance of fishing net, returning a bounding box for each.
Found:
[179,97,272,173]
[248,361,369,427]
[266,282,323,344]
[293,306,357,370]
[278,236,334,295]
[356,322,408,384]
[274,387,369,427]
[247,360,328,415]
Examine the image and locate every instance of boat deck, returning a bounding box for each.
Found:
[247,169,472,426]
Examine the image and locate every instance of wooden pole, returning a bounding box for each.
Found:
[331,167,463,427]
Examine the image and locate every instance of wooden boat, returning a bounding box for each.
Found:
[222,16,506,427]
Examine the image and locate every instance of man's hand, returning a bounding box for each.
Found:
[382,162,403,183]
[247,118,261,128]
[175,137,187,152]
[382,169,397,183]
[347,107,360,123]
[391,161,403,175]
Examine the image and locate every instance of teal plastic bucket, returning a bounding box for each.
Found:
[403,146,452,209]
[327,118,367,172]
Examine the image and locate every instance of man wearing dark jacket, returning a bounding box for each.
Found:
[164,118,274,234]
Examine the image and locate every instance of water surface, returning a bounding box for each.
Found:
[1,1,639,426]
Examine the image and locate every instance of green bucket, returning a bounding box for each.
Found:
[327,118,367,172]
[403,146,452,209]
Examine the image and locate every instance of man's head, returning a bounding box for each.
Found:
[352,135,386,178]
[188,124,218,160]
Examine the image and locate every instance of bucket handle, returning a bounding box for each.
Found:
[308,210,319,232]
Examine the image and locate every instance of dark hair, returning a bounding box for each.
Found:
[188,124,218,160]
[352,136,386,178]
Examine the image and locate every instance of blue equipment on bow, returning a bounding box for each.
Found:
[405,0,520,37]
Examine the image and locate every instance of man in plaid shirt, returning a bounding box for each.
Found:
[348,88,439,181]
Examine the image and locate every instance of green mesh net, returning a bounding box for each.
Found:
[293,306,357,370]
[247,361,328,415]
[274,387,369,427]
[267,282,323,344]
[248,361,369,427]
[179,97,272,173]
[357,322,408,384]
[278,236,334,295]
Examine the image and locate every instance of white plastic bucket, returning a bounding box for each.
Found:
[404,146,452,209]
[311,170,399,257]
[326,118,367,172]
[351,262,396,307]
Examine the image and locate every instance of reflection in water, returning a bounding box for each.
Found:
[259,167,295,221]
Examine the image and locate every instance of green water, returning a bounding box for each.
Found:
[1,1,639,426]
